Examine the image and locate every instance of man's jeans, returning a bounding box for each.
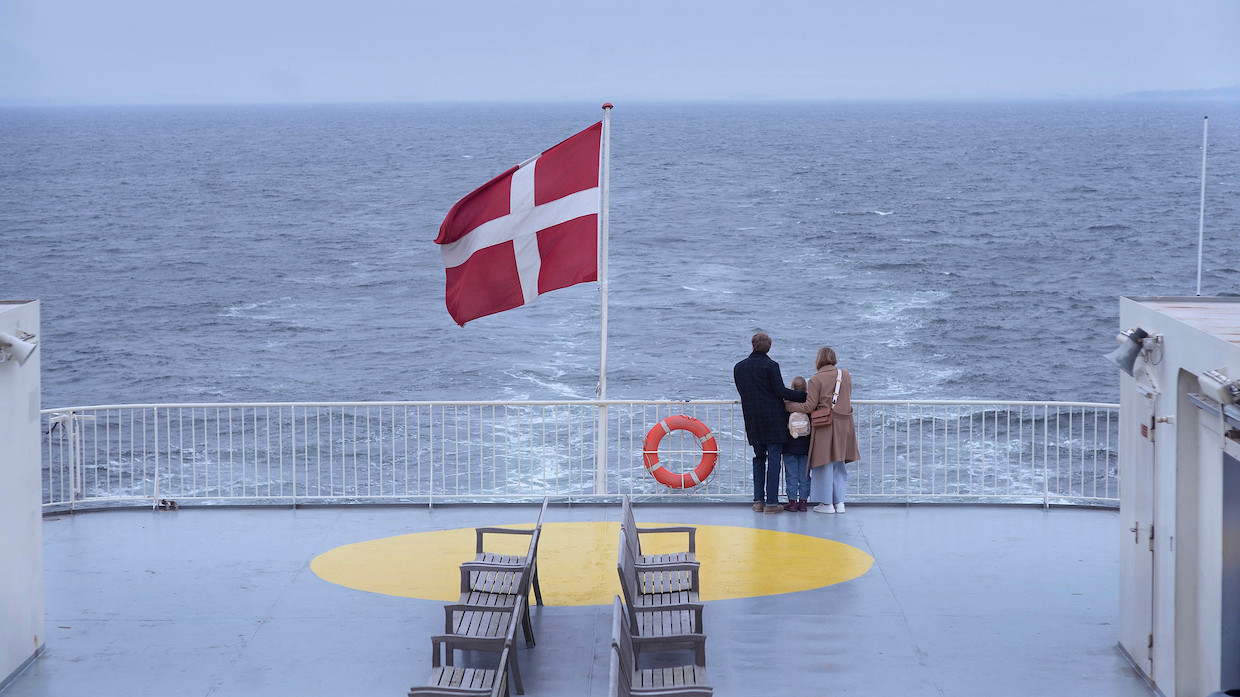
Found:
[751,442,784,505]
[783,453,810,501]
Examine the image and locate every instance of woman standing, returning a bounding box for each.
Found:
[785,347,860,513]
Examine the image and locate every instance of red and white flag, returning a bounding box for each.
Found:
[435,122,602,326]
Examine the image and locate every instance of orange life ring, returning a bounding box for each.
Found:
[642,415,718,488]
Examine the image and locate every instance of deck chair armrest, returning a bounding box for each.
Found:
[459,566,524,592]
[447,596,528,626]
[460,562,525,574]
[628,634,708,666]
[431,634,506,652]
[444,603,517,614]
[635,525,696,552]
[630,633,707,650]
[637,563,700,592]
[475,527,534,553]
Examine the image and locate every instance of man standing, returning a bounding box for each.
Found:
[734,331,807,514]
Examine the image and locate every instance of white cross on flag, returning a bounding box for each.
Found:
[435,122,602,326]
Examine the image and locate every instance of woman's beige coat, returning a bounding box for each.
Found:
[786,365,860,469]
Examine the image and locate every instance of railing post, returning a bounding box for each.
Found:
[595,403,608,495]
[291,406,298,508]
[1043,405,1050,509]
[67,412,79,512]
[153,407,160,510]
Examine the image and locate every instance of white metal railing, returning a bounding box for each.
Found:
[40,399,1119,511]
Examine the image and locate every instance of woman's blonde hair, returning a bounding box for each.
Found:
[815,346,837,370]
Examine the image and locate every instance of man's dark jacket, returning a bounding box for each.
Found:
[733,351,807,444]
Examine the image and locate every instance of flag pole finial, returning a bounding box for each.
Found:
[602,102,613,110]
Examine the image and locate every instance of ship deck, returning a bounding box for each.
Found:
[6,503,1153,697]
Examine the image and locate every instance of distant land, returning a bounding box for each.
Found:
[1116,85,1240,101]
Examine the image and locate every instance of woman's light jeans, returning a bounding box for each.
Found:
[810,461,848,505]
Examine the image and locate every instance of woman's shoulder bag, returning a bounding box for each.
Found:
[810,369,844,428]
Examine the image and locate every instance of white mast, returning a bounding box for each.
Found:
[595,103,612,494]
[1196,115,1208,296]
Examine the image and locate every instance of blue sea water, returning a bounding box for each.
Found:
[2,101,1238,409]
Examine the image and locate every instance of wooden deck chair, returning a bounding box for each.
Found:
[616,529,706,664]
[608,596,711,696]
[459,528,539,646]
[621,495,698,593]
[621,495,697,564]
[409,637,512,697]
[471,496,548,606]
[433,596,526,695]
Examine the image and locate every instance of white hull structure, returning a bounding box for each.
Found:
[1117,296,1240,697]
[0,300,43,694]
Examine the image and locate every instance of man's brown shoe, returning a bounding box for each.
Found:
[763,504,783,514]
[752,502,764,512]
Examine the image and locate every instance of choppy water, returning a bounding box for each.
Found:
[3,101,1239,408]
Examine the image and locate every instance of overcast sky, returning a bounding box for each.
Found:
[2,0,1238,104]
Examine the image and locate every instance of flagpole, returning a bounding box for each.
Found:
[1196,115,1208,296]
[596,102,612,495]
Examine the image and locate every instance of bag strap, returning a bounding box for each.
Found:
[830,369,843,407]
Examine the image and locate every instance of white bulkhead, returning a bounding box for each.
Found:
[1117,296,1240,697]
[0,299,44,690]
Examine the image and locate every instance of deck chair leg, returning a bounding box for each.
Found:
[695,643,706,667]
[531,570,543,606]
[521,609,535,647]
[508,650,525,695]
[444,641,455,667]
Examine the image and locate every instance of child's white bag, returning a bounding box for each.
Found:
[789,412,810,438]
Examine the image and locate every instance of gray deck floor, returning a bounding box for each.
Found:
[5,503,1153,697]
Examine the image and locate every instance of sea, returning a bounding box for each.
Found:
[3,100,1239,410]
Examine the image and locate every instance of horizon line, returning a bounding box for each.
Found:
[3,93,1240,109]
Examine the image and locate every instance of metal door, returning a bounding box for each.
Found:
[1120,392,1157,679]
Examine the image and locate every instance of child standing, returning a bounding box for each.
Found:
[783,376,812,511]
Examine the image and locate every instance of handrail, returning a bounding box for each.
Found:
[40,399,1120,512]
[42,398,1119,412]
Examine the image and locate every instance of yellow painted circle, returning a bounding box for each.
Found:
[310,521,873,606]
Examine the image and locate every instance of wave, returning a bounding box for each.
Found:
[831,210,895,217]
[500,367,588,400]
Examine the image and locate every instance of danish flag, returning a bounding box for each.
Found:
[435,122,602,326]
